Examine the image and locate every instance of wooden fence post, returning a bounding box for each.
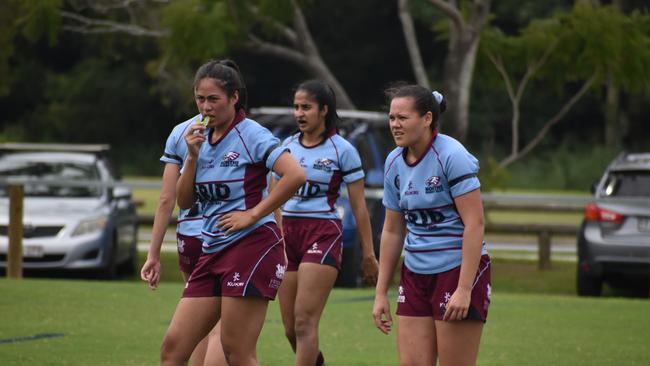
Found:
[537,230,551,270]
[8,184,24,279]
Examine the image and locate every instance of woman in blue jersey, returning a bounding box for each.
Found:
[372,85,491,366]
[159,59,306,366]
[274,80,379,366]
[141,117,226,366]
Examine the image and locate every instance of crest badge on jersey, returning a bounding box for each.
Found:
[425,175,444,193]
[220,151,240,167]
[313,157,334,172]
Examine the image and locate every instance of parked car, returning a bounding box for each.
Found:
[250,107,392,287]
[0,143,138,278]
[577,152,650,296]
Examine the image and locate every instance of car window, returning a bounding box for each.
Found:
[0,157,102,197]
[601,170,650,197]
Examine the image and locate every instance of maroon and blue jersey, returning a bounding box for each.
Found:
[160,115,203,238]
[278,131,365,219]
[188,112,288,253]
[383,131,488,274]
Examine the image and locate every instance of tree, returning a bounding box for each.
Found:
[50,0,356,108]
[399,0,492,142]
[481,3,650,167]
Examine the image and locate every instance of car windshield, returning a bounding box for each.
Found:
[601,170,650,197]
[0,156,102,197]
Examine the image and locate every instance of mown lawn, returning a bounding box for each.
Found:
[1,278,649,365]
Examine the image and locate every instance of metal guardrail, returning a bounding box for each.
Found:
[2,178,589,276]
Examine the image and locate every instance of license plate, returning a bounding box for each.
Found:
[638,218,650,233]
[23,245,44,258]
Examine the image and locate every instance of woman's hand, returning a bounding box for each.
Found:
[140,257,161,290]
[443,286,471,321]
[184,123,206,158]
[217,210,258,235]
[362,255,379,286]
[372,294,393,334]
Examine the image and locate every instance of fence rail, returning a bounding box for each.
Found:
[2,178,589,276]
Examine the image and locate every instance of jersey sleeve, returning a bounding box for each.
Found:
[160,126,184,165]
[445,147,481,198]
[382,154,401,211]
[249,126,287,171]
[340,144,365,183]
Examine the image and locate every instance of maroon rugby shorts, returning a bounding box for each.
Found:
[282,217,343,271]
[182,223,287,300]
[396,254,491,322]
[176,233,203,275]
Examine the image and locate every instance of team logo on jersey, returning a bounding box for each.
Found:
[425,176,444,193]
[220,151,240,167]
[313,158,334,172]
[307,242,322,254]
[394,175,400,189]
[177,238,185,253]
[397,286,406,303]
[202,159,215,169]
[227,272,244,287]
[404,180,419,196]
[298,157,308,168]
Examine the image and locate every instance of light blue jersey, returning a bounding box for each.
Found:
[189,113,287,253]
[160,115,203,238]
[383,132,488,274]
[278,131,365,219]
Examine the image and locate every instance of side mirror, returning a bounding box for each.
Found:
[112,186,132,200]
[590,182,598,195]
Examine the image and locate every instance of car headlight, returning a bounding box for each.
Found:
[72,217,108,237]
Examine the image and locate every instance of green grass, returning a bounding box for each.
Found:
[1,278,649,365]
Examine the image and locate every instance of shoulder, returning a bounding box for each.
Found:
[282,132,301,147]
[237,118,274,136]
[328,134,357,153]
[384,147,403,173]
[433,133,470,156]
[170,115,199,136]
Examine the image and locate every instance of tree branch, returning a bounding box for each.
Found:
[500,72,598,167]
[246,34,307,65]
[60,10,168,37]
[428,0,465,32]
[398,0,430,88]
[246,3,298,46]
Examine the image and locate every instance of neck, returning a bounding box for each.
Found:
[407,129,433,162]
[302,126,327,146]
[210,114,236,143]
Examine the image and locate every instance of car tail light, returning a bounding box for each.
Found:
[584,203,625,224]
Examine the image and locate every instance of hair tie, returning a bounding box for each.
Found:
[432,91,444,104]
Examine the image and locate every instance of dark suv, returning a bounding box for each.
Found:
[577,152,650,296]
[249,107,391,287]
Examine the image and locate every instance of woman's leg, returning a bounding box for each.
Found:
[220,296,269,366]
[396,316,437,366]
[279,271,299,352]
[160,297,220,366]
[180,271,211,366]
[293,263,338,366]
[435,320,483,366]
[202,321,228,366]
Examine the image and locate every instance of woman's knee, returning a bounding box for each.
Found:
[160,332,188,363]
[293,311,318,338]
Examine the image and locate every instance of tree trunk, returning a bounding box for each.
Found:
[398,0,430,88]
[605,69,620,149]
[442,33,480,142]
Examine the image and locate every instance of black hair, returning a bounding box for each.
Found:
[295,79,339,138]
[193,59,247,112]
[385,83,447,130]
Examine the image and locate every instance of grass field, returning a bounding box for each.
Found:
[1,278,649,365]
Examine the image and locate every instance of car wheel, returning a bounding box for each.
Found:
[99,236,118,280]
[577,267,603,296]
[336,240,361,288]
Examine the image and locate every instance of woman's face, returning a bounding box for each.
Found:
[388,96,432,148]
[293,90,327,136]
[194,78,238,129]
